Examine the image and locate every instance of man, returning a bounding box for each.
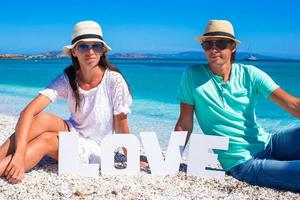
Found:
[175,20,300,191]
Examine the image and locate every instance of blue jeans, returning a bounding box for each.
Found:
[227,126,300,191]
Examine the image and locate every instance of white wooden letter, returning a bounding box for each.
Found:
[140,131,187,175]
[187,134,228,178]
[100,134,140,175]
[58,132,99,177]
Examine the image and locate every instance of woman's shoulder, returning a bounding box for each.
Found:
[47,72,69,86]
[106,70,124,83]
[106,69,122,77]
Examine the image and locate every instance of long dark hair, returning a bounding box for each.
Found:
[64,54,130,112]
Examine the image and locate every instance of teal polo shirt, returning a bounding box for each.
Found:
[177,63,279,171]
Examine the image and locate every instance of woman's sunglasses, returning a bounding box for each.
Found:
[201,40,232,51]
[76,43,103,54]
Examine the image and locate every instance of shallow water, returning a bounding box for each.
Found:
[0,58,299,146]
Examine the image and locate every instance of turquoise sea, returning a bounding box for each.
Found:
[0,59,299,146]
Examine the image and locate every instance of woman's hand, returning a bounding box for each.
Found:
[113,113,129,133]
[4,154,25,184]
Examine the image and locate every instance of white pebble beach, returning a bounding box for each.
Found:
[0,114,299,200]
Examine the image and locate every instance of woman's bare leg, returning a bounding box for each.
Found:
[25,131,60,169]
[0,131,60,181]
[0,112,68,183]
[0,112,68,159]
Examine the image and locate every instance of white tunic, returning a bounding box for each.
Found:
[39,69,132,144]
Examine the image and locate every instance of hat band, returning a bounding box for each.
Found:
[72,34,103,44]
[203,31,235,39]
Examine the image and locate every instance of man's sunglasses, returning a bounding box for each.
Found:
[201,40,232,51]
[76,43,103,53]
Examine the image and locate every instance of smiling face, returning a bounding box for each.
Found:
[202,37,236,67]
[71,41,103,70]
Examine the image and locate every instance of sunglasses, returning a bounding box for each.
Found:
[201,40,232,51]
[76,43,103,54]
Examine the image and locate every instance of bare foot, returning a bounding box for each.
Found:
[140,161,149,169]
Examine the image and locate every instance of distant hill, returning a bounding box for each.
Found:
[1,51,293,61]
[27,51,66,59]
[0,54,26,59]
[108,51,286,60]
[108,51,206,59]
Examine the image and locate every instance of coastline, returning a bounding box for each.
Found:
[1,51,299,61]
[0,55,26,59]
[0,113,299,199]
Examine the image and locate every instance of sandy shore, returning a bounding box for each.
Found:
[0,114,299,199]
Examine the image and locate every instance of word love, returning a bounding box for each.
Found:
[58,131,228,178]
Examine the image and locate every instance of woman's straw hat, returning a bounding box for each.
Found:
[64,20,112,55]
[196,20,240,45]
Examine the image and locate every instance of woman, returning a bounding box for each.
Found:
[0,21,132,184]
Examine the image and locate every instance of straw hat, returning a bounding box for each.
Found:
[63,20,112,55]
[196,20,240,45]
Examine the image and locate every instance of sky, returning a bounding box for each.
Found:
[0,0,300,59]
